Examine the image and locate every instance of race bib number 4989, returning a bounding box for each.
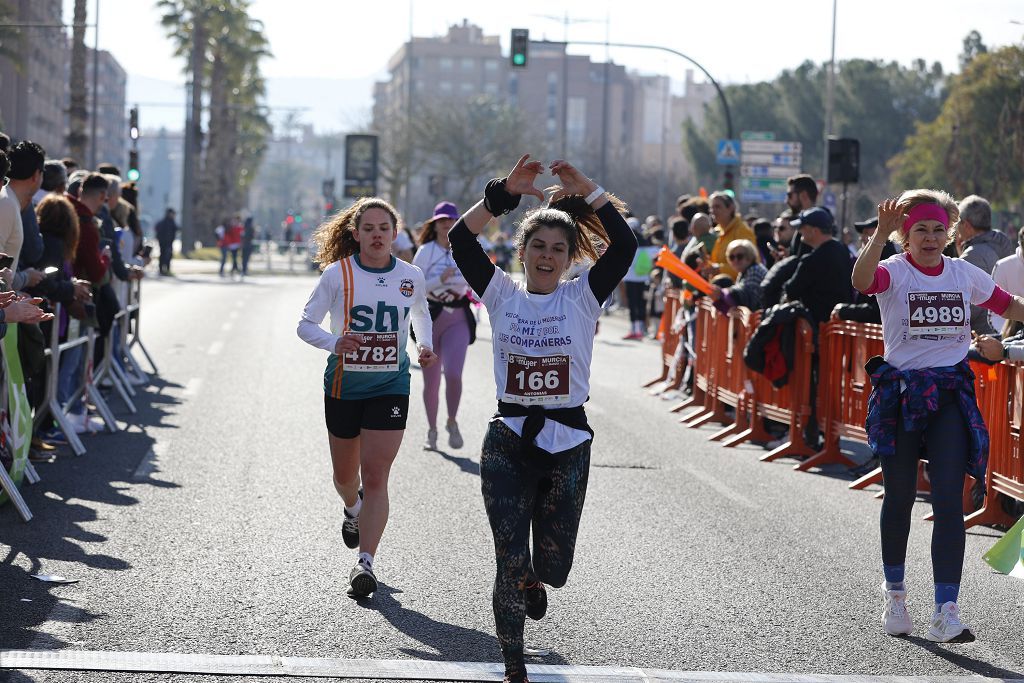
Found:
[503,353,570,405]
[907,291,966,336]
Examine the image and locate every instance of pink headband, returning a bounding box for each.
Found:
[903,204,950,233]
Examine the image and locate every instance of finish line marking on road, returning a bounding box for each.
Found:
[2,650,1022,683]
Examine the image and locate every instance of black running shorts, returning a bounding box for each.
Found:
[324,394,409,439]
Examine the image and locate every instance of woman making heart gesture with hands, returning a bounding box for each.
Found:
[449,155,634,683]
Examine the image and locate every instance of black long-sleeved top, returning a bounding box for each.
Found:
[449,201,638,304]
[783,238,854,326]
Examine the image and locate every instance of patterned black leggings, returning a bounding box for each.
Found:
[480,420,591,680]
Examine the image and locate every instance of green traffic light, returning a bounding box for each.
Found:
[513,54,525,66]
[127,168,140,181]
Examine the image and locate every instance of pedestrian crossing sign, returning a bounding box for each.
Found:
[717,139,740,165]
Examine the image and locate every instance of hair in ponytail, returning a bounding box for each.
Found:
[312,197,401,269]
[514,190,627,264]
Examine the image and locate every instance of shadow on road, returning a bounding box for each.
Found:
[425,447,480,477]
[358,583,568,668]
[0,374,182,651]
[906,634,1024,678]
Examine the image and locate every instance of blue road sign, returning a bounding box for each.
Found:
[740,189,788,204]
[716,139,741,166]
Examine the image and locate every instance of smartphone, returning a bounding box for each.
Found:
[141,245,153,258]
[0,255,13,269]
[99,238,113,250]
[43,266,60,278]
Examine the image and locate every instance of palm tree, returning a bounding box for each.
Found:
[66,0,88,161]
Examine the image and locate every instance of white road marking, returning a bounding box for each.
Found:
[678,463,758,510]
[2,649,1020,682]
[207,341,224,356]
[132,441,169,481]
[183,377,203,397]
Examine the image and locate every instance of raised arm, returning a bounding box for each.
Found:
[547,159,636,304]
[450,155,545,297]
[853,198,902,293]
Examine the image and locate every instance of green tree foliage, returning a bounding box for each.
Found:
[959,30,988,70]
[158,0,271,245]
[685,59,946,201]
[891,43,1024,205]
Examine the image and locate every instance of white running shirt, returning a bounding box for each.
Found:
[874,253,995,370]
[482,267,603,452]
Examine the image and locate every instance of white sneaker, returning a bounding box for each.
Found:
[447,421,463,449]
[926,601,975,643]
[70,412,104,434]
[424,428,437,450]
[880,583,913,636]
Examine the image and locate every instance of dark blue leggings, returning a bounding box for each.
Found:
[879,390,967,585]
[480,421,590,681]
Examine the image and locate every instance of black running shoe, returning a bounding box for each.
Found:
[347,561,377,599]
[524,581,547,620]
[341,488,363,549]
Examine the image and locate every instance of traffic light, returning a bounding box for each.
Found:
[129,106,139,141]
[723,170,734,191]
[510,28,529,68]
[127,149,140,181]
[285,213,295,226]
[294,213,303,225]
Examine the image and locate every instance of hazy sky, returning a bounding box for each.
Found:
[66,0,1024,131]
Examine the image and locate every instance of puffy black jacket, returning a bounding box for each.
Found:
[744,301,813,388]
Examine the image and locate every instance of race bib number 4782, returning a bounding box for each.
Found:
[344,332,399,371]
[907,291,966,337]
[503,353,570,405]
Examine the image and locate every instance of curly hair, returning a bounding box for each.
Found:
[36,194,80,260]
[891,188,960,248]
[513,191,628,265]
[312,197,401,268]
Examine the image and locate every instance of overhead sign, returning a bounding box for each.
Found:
[344,134,378,199]
[741,190,788,203]
[741,164,802,179]
[740,153,802,167]
[716,139,741,165]
[740,177,789,190]
[741,131,775,141]
[741,140,803,154]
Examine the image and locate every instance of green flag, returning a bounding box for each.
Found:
[0,326,33,506]
[982,513,1024,578]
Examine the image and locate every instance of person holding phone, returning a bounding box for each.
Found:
[297,196,437,599]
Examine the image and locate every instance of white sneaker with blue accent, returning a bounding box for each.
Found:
[926,601,975,643]
[880,583,913,636]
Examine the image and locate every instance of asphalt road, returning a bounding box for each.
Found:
[1,267,1023,682]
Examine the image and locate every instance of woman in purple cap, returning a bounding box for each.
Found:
[413,201,474,450]
[853,189,1024,643]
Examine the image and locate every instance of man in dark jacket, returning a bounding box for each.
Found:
[783,207,853,327]
[155,208,178,276]
[833,215,897,324]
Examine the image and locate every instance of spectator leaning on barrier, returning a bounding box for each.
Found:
[680,212,716,300]
[6,141,47,289]
[852,190,1024,644]
[988,227,1024,334]
[709,238,767,313]
[832,215,898,324]
[707,191,757,280]
[783,207,853,327]
[0,150,25,271]
[956,194,1014,334]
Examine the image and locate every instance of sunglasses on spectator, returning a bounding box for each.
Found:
[727,253,747,261]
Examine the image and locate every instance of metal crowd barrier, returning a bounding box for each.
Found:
[2,276,158,522]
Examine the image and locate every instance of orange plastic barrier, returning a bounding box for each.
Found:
[680,299,730,427]
[643,294,682,391]
[800,320,884,474]
[964,360,1024,529]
